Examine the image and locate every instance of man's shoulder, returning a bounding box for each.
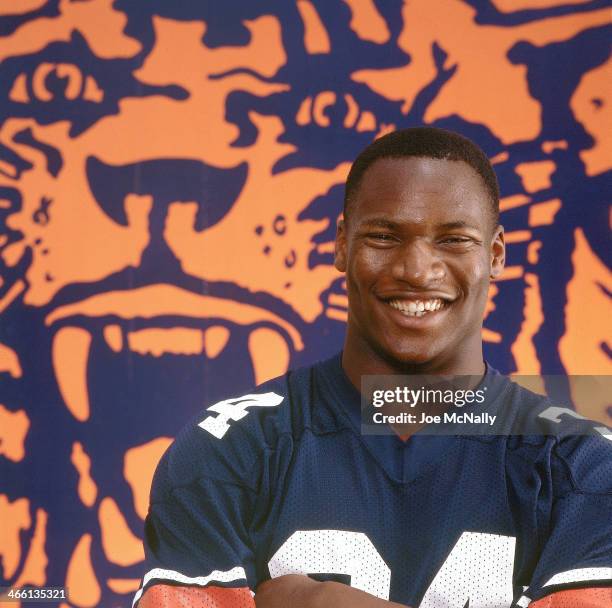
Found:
[151,357,333,499]
[487,374,612,494]
[500,376,611,440]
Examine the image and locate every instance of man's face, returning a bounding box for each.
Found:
[335,156,505,370]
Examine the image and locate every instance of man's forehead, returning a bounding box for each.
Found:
[356,156,489,194]
[352,155,487,201]
[358,216,483,230]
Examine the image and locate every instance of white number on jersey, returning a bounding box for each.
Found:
[268,529,391,600]
[198,392,283,439]
[419,532,515,608]
[269,530,516,607]
[539,406,612,442]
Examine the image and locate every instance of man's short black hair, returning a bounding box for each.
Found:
[344,127,500,226]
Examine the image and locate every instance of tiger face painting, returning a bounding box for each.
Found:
[0,1,609,606]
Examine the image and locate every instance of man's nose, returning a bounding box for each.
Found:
[391,239,445,286]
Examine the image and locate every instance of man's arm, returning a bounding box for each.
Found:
[255,575,409,608]
[256,576,611,608]
[139,584,254,607]
[132,429,260,607]
[136,578,611,608]
[528,588,612,607]
[519,433,612,604]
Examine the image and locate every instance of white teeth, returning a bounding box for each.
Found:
[103,324,123,353]
[52,326,92,421]
[248,327,290,385]
[388,298,445,317]
[204,326,230,358]
[127,327,204,356]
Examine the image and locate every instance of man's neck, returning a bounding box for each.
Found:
[341,332,486,392]
[341,332,487,439]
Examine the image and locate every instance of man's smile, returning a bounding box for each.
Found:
[376,291,456,322]
[378,296,453,329]
[388,297,445,315]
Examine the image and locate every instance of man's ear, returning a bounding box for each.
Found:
[490,225,505,279]
[334,218,347,272]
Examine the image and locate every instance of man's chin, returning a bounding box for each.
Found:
[375,340,444,370]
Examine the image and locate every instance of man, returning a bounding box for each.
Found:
[134,128,612,607]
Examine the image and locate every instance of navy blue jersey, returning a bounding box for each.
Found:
[134,353,612,608]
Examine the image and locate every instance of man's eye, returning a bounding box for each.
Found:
[368,233,395,241]
[440,236,472,244]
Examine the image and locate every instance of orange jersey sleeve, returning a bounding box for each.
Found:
[529,587,612,607]
[137,584,255,608]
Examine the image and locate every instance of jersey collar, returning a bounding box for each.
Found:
[315,352,508,485]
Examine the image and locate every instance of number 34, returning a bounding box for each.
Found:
[268,529,517,608]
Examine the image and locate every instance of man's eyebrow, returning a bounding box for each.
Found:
[359,218,399,229]
[359,219,482,231]
[437,221,480,230]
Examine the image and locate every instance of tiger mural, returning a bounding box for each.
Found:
[0,1,610,606]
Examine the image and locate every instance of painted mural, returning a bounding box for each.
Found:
[0,1,610,606]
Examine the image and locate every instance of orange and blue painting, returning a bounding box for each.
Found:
[0,0,610,606]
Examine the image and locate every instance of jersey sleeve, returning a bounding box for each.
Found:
[523,433,612,602]
[132,417,263,607]
[137,584,255,608]
[527,588,612,607]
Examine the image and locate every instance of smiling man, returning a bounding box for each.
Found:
[134,128,612,608]
[336,136,504,381]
